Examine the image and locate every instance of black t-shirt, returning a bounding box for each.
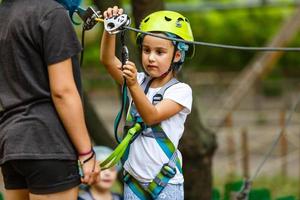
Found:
[0,0,82,164]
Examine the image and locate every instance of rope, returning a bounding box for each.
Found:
[235,95,300,200]
[114,31,130,143]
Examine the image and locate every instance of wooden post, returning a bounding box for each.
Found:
[206,6,300,130]
[241,128,249,178]
[279,110,287,178]
[226,113,236,176]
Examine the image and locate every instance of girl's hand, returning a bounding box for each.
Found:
[103,6,123,19]
[123,61,138,86]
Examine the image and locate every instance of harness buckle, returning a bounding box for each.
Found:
[161,163,176,178]
[123,172,131,183]
[104,14,131,34]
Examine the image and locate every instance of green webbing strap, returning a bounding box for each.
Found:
[147,172,171,199]
[100,123,141,170]
[151,126,182,173]
[114,83,128,143]
[124,173,152,200]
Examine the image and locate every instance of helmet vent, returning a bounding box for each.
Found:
[144,17,150,23]
[164,16,172,21]
[185,18,190,23]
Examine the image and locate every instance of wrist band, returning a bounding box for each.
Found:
[82,149,95,164]
[78,148,93,156]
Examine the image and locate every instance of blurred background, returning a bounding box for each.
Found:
[1,0,300,199]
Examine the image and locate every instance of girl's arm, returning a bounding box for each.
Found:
[129,83,184,125]
[99,6,124,85]
[123,61,184,125]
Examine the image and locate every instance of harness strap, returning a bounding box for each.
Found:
[100,123,142,170]
[124,172,152,200]
[124,160,177,199]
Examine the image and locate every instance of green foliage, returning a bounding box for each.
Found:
[184,7,295,71]
[214,174,299,200]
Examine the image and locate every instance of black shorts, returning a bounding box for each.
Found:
[1,159,81,194]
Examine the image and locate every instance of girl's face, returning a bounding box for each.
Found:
[141,34,181,78]
[95,166,118,191]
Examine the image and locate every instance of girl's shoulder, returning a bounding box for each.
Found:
[112,192,123,200]
[137,72,147,84]
[166,80,192,95]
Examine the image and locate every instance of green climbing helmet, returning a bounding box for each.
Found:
[137,10,195,58]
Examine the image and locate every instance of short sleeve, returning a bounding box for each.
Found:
[164,82,193,114]
[137,72,146,84]
[39,8,82,65]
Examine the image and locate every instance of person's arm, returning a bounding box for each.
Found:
[123,61,184,125]
[48,58,100,185]
[99,6,124,85]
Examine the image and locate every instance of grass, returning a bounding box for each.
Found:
[213,174,300,200]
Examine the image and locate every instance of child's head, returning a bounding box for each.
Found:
[136,10,194,77]
[93,146,119,191]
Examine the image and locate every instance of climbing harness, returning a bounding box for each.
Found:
[121,77,182,200]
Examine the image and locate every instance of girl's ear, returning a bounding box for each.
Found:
[174,50,182,63]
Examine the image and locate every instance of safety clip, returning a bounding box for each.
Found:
[104,14,131,34]
[76,7,101,31]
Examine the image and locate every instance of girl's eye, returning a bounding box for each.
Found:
[156,50,164,55]
[142,48,150,54]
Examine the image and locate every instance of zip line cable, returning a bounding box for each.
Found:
[93,17,300,52]
[124,25,300,52]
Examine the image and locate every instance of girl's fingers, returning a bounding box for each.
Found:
[104,7,122,18]
[118,8,123,15]
[112,6,119,16]
[125,61,134,66]
[106,8,112,18]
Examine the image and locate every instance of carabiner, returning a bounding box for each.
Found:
[104,14,131,34]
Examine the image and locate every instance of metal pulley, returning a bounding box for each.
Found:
[104,14,131,34]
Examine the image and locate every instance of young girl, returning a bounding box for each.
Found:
[100,6,194,200]
[78,146,123,200]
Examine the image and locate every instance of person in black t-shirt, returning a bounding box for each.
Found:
[0,0,100,199]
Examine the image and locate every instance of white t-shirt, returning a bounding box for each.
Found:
[123,73,193,184]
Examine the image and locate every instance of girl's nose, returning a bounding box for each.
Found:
[148,52,155,62]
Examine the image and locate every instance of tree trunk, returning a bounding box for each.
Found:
[131,0,165,28]
[93,0,121,12]
[180,100,217,200]
[83,92,116,149]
